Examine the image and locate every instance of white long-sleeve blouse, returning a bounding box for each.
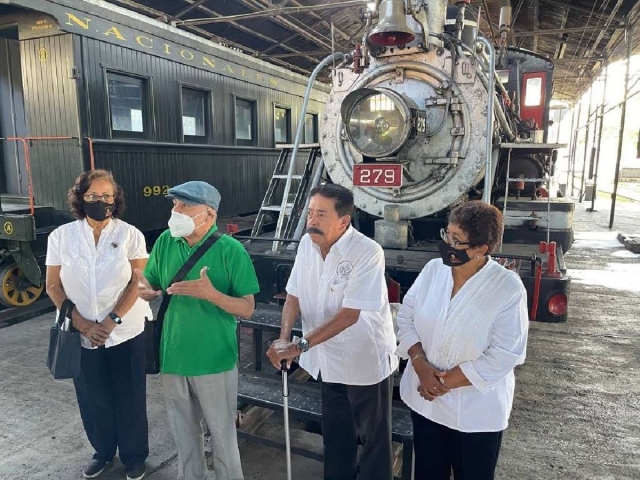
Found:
[46,218,152,349]
[396,257,529,432]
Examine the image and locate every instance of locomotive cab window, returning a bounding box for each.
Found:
[235,98,257,146]
[304,113,318,144]
[182,87,210,144]
[274,106,291,145]
[524,76,543,106]
[107,72,149,139]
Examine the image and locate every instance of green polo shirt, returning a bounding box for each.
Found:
[144,225,259,376]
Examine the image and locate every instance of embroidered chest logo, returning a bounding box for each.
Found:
[336,261,353,280]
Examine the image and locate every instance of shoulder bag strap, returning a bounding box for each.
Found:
[156,231,223,322]
[57,299,76,330]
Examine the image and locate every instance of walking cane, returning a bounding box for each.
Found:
[281,360,293,480]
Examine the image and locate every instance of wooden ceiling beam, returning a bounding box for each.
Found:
[512,25,617,38]
[553,6,570,58]
[553,56,605,64]
[582,0,626,60]
[286,0,352,42]
[532,0,539,53]
[235,0,344,52]
[480,0,497,40]
[541,0,626,23]
[260,32,299,55]
[171,0,208,21]
[267,50,330,59]
[176,0,322,67]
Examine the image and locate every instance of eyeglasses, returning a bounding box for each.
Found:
[83,193,114,203]
[440,228,470,248]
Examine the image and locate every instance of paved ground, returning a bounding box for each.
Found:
[497,197,640,480]
[0,197,638,480]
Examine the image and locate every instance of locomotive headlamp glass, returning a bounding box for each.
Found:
[341,88,412,158]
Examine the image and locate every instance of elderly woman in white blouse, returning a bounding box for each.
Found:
[396,200,529,480]
[45,170,151,480]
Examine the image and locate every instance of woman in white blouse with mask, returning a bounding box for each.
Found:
[46,170,151,480]
[396,201,529,480]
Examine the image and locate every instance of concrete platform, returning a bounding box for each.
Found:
[1,197,639,480]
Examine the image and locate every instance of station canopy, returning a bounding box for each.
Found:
[105,0,640,102]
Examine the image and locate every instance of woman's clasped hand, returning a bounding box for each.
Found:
[413,356,449,401]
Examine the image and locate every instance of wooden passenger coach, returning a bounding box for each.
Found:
[0,0,328,306]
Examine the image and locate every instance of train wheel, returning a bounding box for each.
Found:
[0,263,44,307]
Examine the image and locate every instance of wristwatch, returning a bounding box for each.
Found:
[108,312,122,325]
[293,336,310,353]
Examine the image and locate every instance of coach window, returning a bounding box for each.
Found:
[182,87,210,144]
[235,98,257,146]
[274,106,291,145]
[107,72,149,139]
[304,113,318,144]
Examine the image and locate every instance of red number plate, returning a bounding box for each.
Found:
[353,164,403,187]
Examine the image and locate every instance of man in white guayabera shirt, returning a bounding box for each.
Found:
[267,184,398,480]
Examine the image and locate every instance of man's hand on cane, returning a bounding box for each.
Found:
[267,339,299,370]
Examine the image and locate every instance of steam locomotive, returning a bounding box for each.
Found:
[248,0,573,322]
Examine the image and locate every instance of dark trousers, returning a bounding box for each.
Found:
[411,411,503,480]
[320,374,393,480]
[73,332,149,468]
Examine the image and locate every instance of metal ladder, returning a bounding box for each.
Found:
[499,147,552,252]
[251,143,321,249]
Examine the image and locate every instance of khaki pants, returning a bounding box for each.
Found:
[162,368,243,480]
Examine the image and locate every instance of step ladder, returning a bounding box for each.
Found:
[499,147,552,252]
[251,144,321,251]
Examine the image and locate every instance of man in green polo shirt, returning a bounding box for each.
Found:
[138,181,258,480]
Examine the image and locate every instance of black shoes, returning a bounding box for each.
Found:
[126,462,147,480]
[82,455,145,480]
[83,456,112,478]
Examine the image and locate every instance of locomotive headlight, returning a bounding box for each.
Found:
[341,87,425,158]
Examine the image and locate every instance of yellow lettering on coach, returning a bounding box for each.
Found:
[202,56,216,69]
[135,35,153,48]
[103,26,125,41]
[180,50,194,60]
[65,13,91,30]
[223,64,234,74]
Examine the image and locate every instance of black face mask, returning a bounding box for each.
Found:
[83,201,113,222]
[437,240,473,267]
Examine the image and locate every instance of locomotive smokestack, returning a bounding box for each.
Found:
[368,0,415,47]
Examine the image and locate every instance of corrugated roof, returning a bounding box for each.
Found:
[103,0,640,101]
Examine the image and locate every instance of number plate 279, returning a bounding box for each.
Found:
[353,164,403,187]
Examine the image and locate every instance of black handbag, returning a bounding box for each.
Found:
[47,299,82,380]
[145,231,222,374]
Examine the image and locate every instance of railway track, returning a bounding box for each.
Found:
[0,298,55,329]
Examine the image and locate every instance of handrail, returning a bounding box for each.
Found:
[271,52,345,252]
[475,36,496,204]
[0,136,76,216]
[87,137,95,171]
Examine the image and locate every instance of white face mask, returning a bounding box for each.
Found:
[168,209,208,238]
